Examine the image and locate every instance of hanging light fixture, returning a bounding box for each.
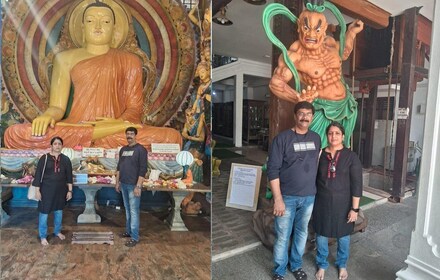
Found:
[213,6,233,26]
[243,0,267,5]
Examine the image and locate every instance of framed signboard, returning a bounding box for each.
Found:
[226,163,262,211]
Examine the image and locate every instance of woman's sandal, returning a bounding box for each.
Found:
[292,268,307,280]
[315,268,325,280]
[338,268,348,280]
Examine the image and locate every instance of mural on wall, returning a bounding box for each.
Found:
[1,0,196,136]
[181,5,211,184]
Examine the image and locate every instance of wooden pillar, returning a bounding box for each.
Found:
[363,86,378,167]
[390,7,419,202]
[269,0,303,145]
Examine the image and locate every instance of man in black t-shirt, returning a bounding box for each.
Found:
[267,101,321,280]
[116,127,148,247]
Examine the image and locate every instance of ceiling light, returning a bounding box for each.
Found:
[213,6,233,26]
[243,0,267,5]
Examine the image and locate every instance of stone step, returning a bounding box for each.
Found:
[71,231,114,245]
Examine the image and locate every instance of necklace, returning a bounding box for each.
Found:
[326,150,341,178]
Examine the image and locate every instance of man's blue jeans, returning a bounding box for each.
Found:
[38,210,63,239]
[316,234,350,269]
[273,195,315,276]
[120,183,141,241]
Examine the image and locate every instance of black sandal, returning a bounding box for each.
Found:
[292,268,307,280]
[272,274,284,280]
[120,232,131,238]
[125,239,138,247]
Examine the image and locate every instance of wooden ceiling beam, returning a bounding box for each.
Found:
[329,0,391,29]
[417,14,432,46]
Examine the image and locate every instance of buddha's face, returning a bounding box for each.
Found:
[83,7,115,45]
[297,11,327,50]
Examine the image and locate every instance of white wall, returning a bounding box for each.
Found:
[410,81,428,149]
[245,85,269,101]
[223,87,236,103]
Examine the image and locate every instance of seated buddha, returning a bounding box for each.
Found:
[4,1,182,150]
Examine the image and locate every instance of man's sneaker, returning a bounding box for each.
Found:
[125,239,138,247]
[272,274,284,280]
[292,268,307,280]
[120,232,131,238]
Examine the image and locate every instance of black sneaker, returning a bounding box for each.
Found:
[125,239,138,247]
[272,274,284,280]
[292,268,307,280]
[120,232,131,238]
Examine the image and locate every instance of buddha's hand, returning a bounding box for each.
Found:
[298,86,318,103]
[81,117,118,125]
[87,117,142,128]
[87,118,142,140]
[31,115,56,136]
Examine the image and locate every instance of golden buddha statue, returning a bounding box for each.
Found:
[4,0,182,150]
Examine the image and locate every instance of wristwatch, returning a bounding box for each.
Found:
[351,207,360,213]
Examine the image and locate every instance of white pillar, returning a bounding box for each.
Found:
[234,73,244,148]
[396,2,440,279]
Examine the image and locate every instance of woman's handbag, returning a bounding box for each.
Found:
[27,154,48,201]
[27,185,38,201]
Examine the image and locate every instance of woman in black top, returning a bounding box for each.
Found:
[33,137,73,246]
[313,122,363,280]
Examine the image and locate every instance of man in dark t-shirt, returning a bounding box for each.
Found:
[116,127,148,247]
[267,101,321,280]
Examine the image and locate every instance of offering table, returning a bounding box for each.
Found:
[0,182,211,231]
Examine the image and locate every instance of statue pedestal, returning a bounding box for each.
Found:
[166,191,187,231]
[77,185,103,223]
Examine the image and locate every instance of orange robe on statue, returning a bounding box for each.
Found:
[4,49,182,150]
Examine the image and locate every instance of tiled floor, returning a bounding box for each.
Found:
[211,156,263,257]
[0,206,211,279]
[213,195,418,280]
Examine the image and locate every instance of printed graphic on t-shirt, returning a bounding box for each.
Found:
[122,151,134,157]
[293,141,316,152]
